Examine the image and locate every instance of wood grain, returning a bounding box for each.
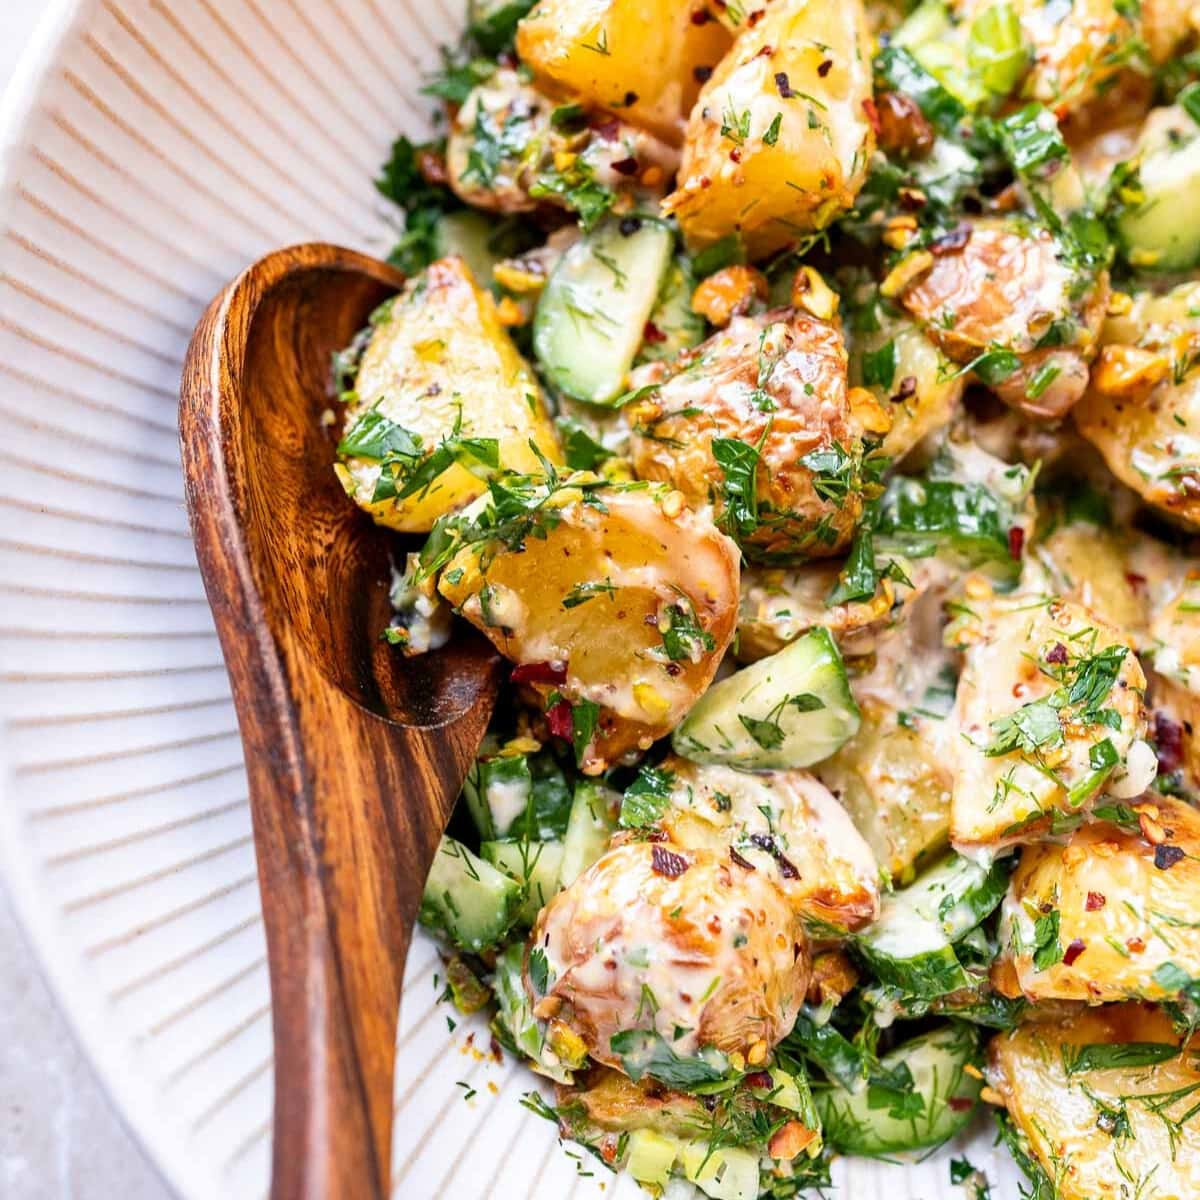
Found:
[179,244,502,1199]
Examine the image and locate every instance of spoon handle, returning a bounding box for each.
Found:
[179,248,499,1198]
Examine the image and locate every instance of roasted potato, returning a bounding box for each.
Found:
[335,258,561,532]
[989,1005,1200,1200]
[562,1066,708,1138]
[662,0,875,258]
[515,0,731,145]
[529,841,809,1069]
[626,308,889,563]
[898,217,1108,421]
[994,796,1200,1003]
[436,476,739,771]
[949,593,1152,855]
[1075,282,1200,529]
[446,68,679,215]
[646,755,881,931]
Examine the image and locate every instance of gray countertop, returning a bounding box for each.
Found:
[0,6,171,1197]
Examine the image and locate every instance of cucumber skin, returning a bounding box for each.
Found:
[481,839,565,926]
[816,1024,982,1156]
[672,627,861,771]
[418,835,522,954]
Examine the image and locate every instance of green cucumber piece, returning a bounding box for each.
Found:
[857,854,1008,998]
[678,1142,760,1200]
[816,1024,982,1156]
[559,780,619,886]
[636,256,704,365]
[1117,105,1200,273]
[534,217,673,404]
[418,835,522,954]
[490,942,574,1083]
[626,1129,678,1187]
[782,1010,872,1093]
[480,839,565,925]
[672,627,860,770]
[463,751,572,842]
[433,210,502,291]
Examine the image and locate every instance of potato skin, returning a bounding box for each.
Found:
[626,310,881,562]
[949,594,1149,856]
[648,755,881,931]
[900,218,1107,421]
[436,480,739,771]
[515,0,731,145]
[337,258,560,532]
[989,1005,1200,1200]
[663,0,875,258]
[994,797,1200,1003]
[530,841,809,1069]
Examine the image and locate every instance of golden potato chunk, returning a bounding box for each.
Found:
[646,755,881,931]
[436,476,739,771]
[663,0,875,258]
[562,1067,707,1138]
[529,841,809,1070]
[995,797,1200,1003]
[899,217,1107,421]
[626,309,885,562]
[989,1005,1200,1200]
[949,594,1152,856]
[1075,284,1200,529]
[335,258,560,532]
[515,0,731,145]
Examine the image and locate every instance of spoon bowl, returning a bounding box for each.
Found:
[179,243,502,1200]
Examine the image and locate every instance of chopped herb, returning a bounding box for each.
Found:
[619,766,676,828]
[1063,1041,1178,1075]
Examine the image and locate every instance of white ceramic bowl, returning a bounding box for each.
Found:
[0,3,1016,1196]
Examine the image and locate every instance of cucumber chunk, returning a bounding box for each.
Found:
[626,1129,678,1188]
[636,256,705,365]
[1117,105,1200,273]
[433,211,502,291]
[857,853,1008,998]
[678,1142,759,1200]
[534,217,673,404]
[480,839,565,925]
[816,1024,982,1155]
[418,835,522,954]
[559,780,619,886]
[491,942,574,1083]
[463,750,573,841]
[672,627,860,770]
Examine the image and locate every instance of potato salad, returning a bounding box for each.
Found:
[331,0,1200,1194]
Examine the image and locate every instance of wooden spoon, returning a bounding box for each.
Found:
[179,244,503,1199]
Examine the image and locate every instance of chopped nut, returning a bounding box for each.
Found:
[532,995,563,1020]
[882,214,918,250]
[1093,840,1120,858]
[1062,844,1086,868]
[964,574,995,601]
[692,265,768,327]
[493,260,547,295]
[728,1050,746,1072]
[546,1018,588,1068]
[1138,810,1167,845]
[768,1120,819,1160]
[661,490,686,519]
[963,1062,984,1080]
[806,949,859,1005]
[1091,344,1169,401]
[553,149,578,173]
[979,1086,1006,1107]
[791,265,840,320]
[880,250,934,299]
[640,164,665,188]
[495,296,528,327]
[500,735,542,756]
[1106,290,1133,317]
[848,386,893,435]
[747,1039,769,1066]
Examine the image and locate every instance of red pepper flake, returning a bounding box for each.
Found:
[755,43,774,58]
[774,71,795,98]
[651,845,690,878]
[1085,891,1106,911]
[861,96,880,136]
[730,847,756,870]
[694,65,714,83]
[643,321,667,344]
[1155,711,1184,775]
[891,375,917,403]
[750,833,800,879]
[730,147,743,163]
[611,156,639,176]
[623,90,639,107]
[599,1137,620,1165]
[930,225,972,256]
[948,1097,974,1112]
[1127,936,1146,953]
[546,698,573,740]
[1063,938,1086,966]
[1155,844,1186,870]
[511,660,567,685]
[817,58,833,77]
[691,6,712,23]
[748,7,765,25]
[1045,642,1068,665]
[1008,526,1025,560]
[1125,571,1147,588]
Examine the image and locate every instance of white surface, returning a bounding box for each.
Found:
[0,12,167,1200]
[0,3,1017,1199]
